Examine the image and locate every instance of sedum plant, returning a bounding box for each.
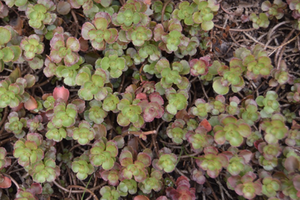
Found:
[166,119,187,144]
[138,169,163,194]
[119,148,152,182]
[49,32,80,66]
[25,0,57,30]
[67,120,96,145]
[196,146,229,178]
[256,91,280,118]
[5,111,26,138]
[250,13,270,29]
[82,12,118,50]
[20,34,44,60]
[192,0,220,31]
[95,53,127,78]
[71,152,94,180]
[262,0,287,19]
[152,147,177,173]
[13,133,44,167]
[214,115,251,147]
[89,139,118,170]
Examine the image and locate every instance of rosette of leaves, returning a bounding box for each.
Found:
[77,68,111,101]
[249,13,270,29]
[71,152,94,180]
[45,125,67,142]
[262,176,281,197]
[287,0,300,21]
[137,92,164,122]
[31,158,60,183]
[210,95,226,115]
[15,183,42,200]
[154,19,188,53]
[214,116,251,147]
[186,126,213,152]
[0,26,22,71]
[138,169,163,194]
[176,36,200,58]
[273,60,293,85]
[172,1,197,25]
[26,115,44,133]
[0,79,23,108]
[82,12,118,50]
[3,0,29,10]
[51,102,77,128]
[95,54,127,78]
[68,121,96,145]
[20,34,44,60]
[25,0,57,30]
[151,1,173,21]
[99,164,121,186]
[261,0,286,19]
[132,41,161,64]
[256,91,280,118]
[166,119,187,144]
[103,93,120,112]
[112,0,149,30]
[117,179,137,197]
[89,139,118,170]
[189,98,212,119]
[239,99,260,126]
[84,100,107,124]
[0,147,10,170]
[258,142,281,163]
[213,58,245,95]
[192,0,220,31]
[196,146,228,178]
[152,147,177,173]
[200,60,220,82]
[165,90,188,115]
[119,148,152,182]
[228,172,262,199]
[117,94,144,128]
[166,176,196,200]
[126,26,152,47]
[237,45,273,79]
[49,33,80,66]
[5,112,26,138]
[100,186,120,200]
[55,57,92,86]
[260,118,289,144]
[189,56,211,76]
[13,133,44,167]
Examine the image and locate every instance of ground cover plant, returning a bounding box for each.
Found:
[1,0,300,199]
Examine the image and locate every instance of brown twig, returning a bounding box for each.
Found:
[206,180,218,200]
[161,0,171,26]
[71,10,79,38]
[67,185,99,200]
[3,173,19,190]
[214,24,256,32]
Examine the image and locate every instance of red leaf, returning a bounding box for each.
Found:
[24,96,38,110]
[134,195,149,200]
[0,175,11,188]
[200,119,212,132]
[53,86,69,102]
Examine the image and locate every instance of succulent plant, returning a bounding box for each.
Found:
[82,12,118,50]
[153,147,177,173]
[214,116,251,147]
[71,152,94,180]
[262,0,287,19]
[26,0,57,30]
[20,34,44,60]
[95,54,127,78]
[13,133,44,167]
[89,139,118,170]
[5,111,26,138]
[250,13,270,29]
